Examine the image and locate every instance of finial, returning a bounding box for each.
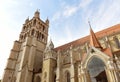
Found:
[25,16,29,23]
[34,9,40,18]
[45,38,54,51]
[46,17,49,24]
[88,20,92,29]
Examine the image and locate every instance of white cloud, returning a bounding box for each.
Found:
[63,6,78,17]
[64,25,73,41]
[82,0,120,32]
[52,3,79,21]
[51,12,61,21]
[52,0,93,22]
[93,0,120,31]
[79,0,93,8]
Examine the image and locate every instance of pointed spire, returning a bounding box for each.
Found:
[89,21,102,49]
[48,38,54,49]
[45,17,49,25]
[45,38,54,51]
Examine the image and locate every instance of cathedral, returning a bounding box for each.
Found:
[1,11,120,82]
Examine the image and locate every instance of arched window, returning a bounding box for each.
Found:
[43,26,45,32]
[67,72,70,82]
[36,31,39,39]
[31,29,35,36]
[65,71,70,82]
[35,76,41,82]
[42,34,44,39]
[24,34,26,39]
[113,36,120,48]
[54,74,56,82]
[42,34,44,41]
[38,32,41,40]
[87,57,108,82]
[33,19,36,26]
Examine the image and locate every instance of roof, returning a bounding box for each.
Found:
[55,24,120,51]
[90,27,102,48]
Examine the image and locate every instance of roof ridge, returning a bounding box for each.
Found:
[55,23,120,51]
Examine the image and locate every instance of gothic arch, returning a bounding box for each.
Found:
[31,29,35,36]
[33,19,36,26]
[54,74,56,82]
[86,56,106,68]
[65,70,71,82]
[35,76,41,82]
[87,57,108,82]
[82,47,110,68]
[80,47,111,82]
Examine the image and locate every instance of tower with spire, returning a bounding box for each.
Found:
[2,10,49,82]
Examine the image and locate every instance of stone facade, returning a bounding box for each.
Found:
[1,11,120,82]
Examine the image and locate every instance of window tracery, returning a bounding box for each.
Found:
[113,36,120,48]
[63,54,70,64]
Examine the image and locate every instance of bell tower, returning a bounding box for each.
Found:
[19,10,49,43]
[2,10,49,82]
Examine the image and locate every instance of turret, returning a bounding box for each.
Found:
[44,39,56,60]
[45,18,49,25]
[42,39,57,82]
[34,10,40,18]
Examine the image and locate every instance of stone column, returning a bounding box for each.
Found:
[78,66,89,82]
[105,67,111,82]
[114,55,120,81]
[107,58,118,82]
[70,45,75,82]
[80,72,86,82]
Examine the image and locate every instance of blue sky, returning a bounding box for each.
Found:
[0,0,120,79]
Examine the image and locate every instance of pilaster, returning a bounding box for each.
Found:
[56,50,61,82]
[16,37,35,82]
[70,45,75,82]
